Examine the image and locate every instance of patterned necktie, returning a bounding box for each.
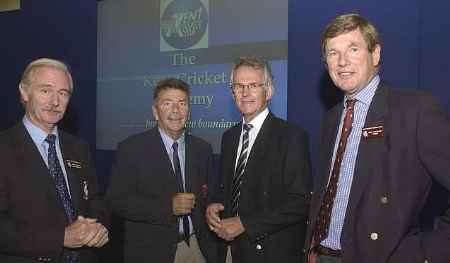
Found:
[231,123,253,216]
[46,135,78,263]
[172,142,191,246]
[312,99,356,245]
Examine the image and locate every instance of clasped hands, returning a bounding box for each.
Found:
[64,216,109,248]
[172,192,195,216]
[205,203,245,241]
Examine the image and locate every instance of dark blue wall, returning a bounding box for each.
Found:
[0,0,97,145]
[0,1,449,261]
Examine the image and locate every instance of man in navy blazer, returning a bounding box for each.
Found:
[108,78,216,263]
[306,14,450,263]
[0,58,109,262]
[206,56,312,263]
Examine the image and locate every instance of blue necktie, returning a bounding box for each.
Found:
[172,142,191,246]
[46,134,78,263]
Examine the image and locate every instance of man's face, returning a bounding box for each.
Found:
[152,88,189,139]
[232,66,273,122]
[20,67,71,133]
[325,29,381,96]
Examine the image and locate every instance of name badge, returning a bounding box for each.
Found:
[362,125,384,139]
[66,160,82,169]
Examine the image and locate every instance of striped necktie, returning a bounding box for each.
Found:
[231,123,253,216]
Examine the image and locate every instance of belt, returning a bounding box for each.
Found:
[314,245,342,257]
[177,233,194,242]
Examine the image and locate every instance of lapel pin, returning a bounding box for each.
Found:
[83,180,89,200]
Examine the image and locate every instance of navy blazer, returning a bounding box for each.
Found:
[108,127,216,263]
[0,123,108,263]
[306,84,450,263]
[216,113,312,263]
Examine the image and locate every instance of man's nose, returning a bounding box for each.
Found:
[50,92,60,106]
[241,86,250,96]
[337,53,349,67]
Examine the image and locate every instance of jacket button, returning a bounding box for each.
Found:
[380,196,388,204]
[370,232,379,240]
[256,244,262,250]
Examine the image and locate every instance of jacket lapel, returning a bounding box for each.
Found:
[244,113,273,177]
[223,124,241,213]
[310,105,342,223]
[318,105,342,192]
[185,135,193,193]
[153,128,179,193]
[58,133,82,214]
[15,124,64,216]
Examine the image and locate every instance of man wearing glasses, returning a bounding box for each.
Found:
[206,56,312,263]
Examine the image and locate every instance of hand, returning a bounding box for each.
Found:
[85,223,109,248]
[205,203,224,231]
[64,216,109,248]
[308,251,317,263]
[215,216,245,241]
[64,216,96,248]
[172,193,195,216]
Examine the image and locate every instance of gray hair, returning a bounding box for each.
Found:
[19,58,73,91]
[230,56,274,89]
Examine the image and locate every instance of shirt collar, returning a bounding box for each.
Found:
[242,107,269,132]
[23,115,59,146]
[345,74,380,107]
[158,127,185,150]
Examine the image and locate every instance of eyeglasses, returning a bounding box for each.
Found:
[231,82,266,93]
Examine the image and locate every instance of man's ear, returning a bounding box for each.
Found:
[265,84,274,101]
[372,44,381,67]
[152,105,159,121]
[19,84,29,103]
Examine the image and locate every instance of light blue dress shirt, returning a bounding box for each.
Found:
[22,116,71,196]
[321,75,380,250]
[159,128,194,235]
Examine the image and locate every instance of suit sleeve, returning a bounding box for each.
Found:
[240,128,313,242]
[416,95,450,261]
[107,141,173,225]
[389,94,450,262]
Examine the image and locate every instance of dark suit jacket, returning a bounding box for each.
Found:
[216,112,312,263]
[306,83,450,263]
[0,123,109,263]
[108,127,216,263]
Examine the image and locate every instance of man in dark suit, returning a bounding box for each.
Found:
[0,58,109,262]
[108,78,216,263]
[306,14,450,263]
[206,56,312,263]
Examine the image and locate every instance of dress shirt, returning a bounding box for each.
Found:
[234,107,269,170]
[159,128,194,235]
[321,75,380,249]
[23,116,71,196]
